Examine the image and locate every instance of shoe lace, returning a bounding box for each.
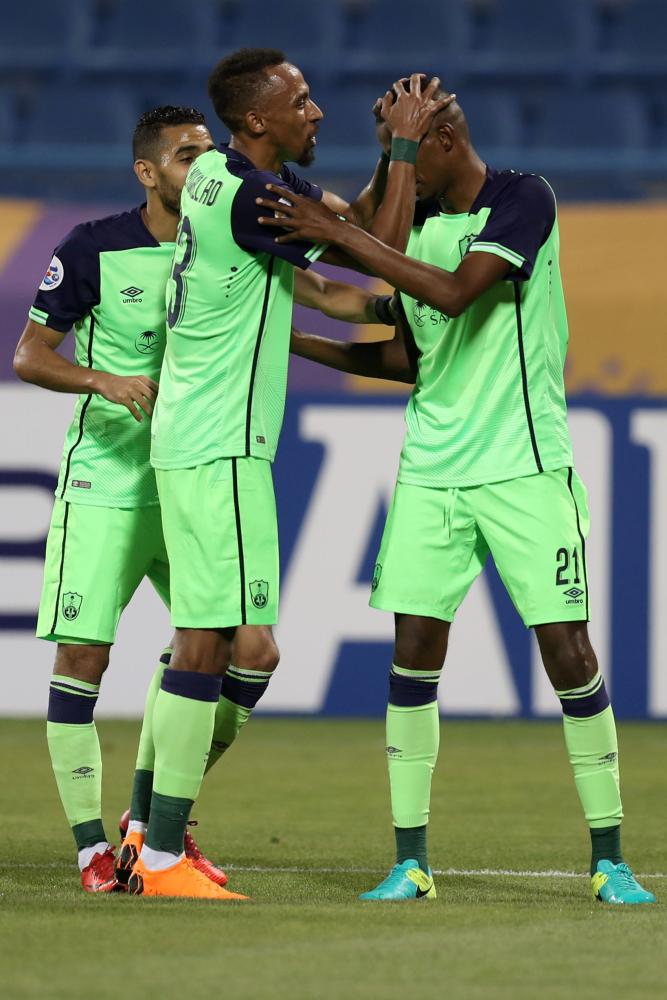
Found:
[381,864,410,890]
[613,863,639,889]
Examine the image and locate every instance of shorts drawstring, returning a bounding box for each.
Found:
[443,488,459,541]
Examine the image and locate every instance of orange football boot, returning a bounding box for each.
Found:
[115,829,144,889]
[119,809,228,886]
[127,855,249,900]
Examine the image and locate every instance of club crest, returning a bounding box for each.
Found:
[135,329,161,354]
[458,232,480,260]
[249,580,269,609]
[62,592,83,621]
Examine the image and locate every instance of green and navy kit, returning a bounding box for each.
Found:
[399,168,573,489]
[29,207,175,507]
[151,144,325,471]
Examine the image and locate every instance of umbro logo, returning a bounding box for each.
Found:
[120,286,143,302]
[598,751,618,765]
[72,766,94,776]
[385,745,403,756]
[564,587,584,600]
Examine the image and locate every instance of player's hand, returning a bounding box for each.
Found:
[372,97,392,155]
[257,186,346,244]
[93,372,158,422]
[380,74,455,143]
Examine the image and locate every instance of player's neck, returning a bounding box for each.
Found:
[229,135,283,175]
[142,198,178,243]
[437,151,487,215]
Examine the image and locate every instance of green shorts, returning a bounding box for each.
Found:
[370,467,590,627]
[37,500,170,644]
[156,456,279,629]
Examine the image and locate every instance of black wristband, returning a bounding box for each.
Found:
[374,295,396,325]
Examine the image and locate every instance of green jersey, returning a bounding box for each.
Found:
[398,169,573,489]
[29,206,174,507]
[151,144,325,471]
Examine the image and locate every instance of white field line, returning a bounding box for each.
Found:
[4,862,667,879]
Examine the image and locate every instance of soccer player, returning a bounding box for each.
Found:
[14,103,400,895]
[258,88,656,906]
[132,49,449,899]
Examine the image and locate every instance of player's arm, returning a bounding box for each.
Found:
[291,298,417,384]
[259,193,511,315]
[294,269,395,325]
[14,321,157,422]
[260,174,557,313]
[320,76,454,253]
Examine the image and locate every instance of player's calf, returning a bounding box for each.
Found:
[46,644,114,883]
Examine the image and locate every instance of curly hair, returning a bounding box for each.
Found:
[208,48,287,131]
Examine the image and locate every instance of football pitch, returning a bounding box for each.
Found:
[1,718,665,999]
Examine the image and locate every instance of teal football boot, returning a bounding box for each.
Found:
[359,860,436,901]
[592,860,656,905]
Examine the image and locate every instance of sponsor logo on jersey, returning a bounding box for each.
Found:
[413,300,449,328]
[249,580,269,609]
[62,592,83,621]
[71,479,91,489]
[564,586,584,603]
[120,286,143,302]
[39,255,64,291]
[135,330,161,355]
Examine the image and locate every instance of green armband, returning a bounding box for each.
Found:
[390,137,419,164]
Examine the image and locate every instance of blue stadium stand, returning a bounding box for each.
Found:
[22,85,135,146]
[523,88,649,152]
[595,0,667,75]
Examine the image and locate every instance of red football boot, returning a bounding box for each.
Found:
[80,846,119,893]
[118,810,228,887]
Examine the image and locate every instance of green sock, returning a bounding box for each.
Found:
[386,664,442,873]
[146,670,221,856]
[203,664,274,774]
[556,673,623,874]
[129,648,171,823]
[590,825,623,874]
[395,825,429,873]
[46,675,107,850]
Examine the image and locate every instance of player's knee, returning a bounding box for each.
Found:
[243,638,280,673]
[543,641,598,691]
[394,615,449,670]
[53,644,110,685]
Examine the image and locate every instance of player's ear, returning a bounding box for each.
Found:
[438,123,455,153]
[244,109,267,137]
[134,158,157,190]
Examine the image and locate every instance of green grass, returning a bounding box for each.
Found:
[1,719,666,999]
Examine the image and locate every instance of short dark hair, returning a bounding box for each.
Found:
[208,47,286,131]
[132,105,207,160]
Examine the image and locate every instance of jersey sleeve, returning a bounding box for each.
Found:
[279,163,323,201]
[230,169,327,270]
[467,175,556,280]
[28,224,100,332]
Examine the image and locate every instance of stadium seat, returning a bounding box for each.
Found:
[0,0,81,68]
[463,0,582,75]
[597,0,667,62]
[458,88,521,149]
[523,88,649,150]
[22,86,135,146]
[200,0,333,73]
[339,0,469,74]
[318,87,387,148]
[80,0,202,69]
